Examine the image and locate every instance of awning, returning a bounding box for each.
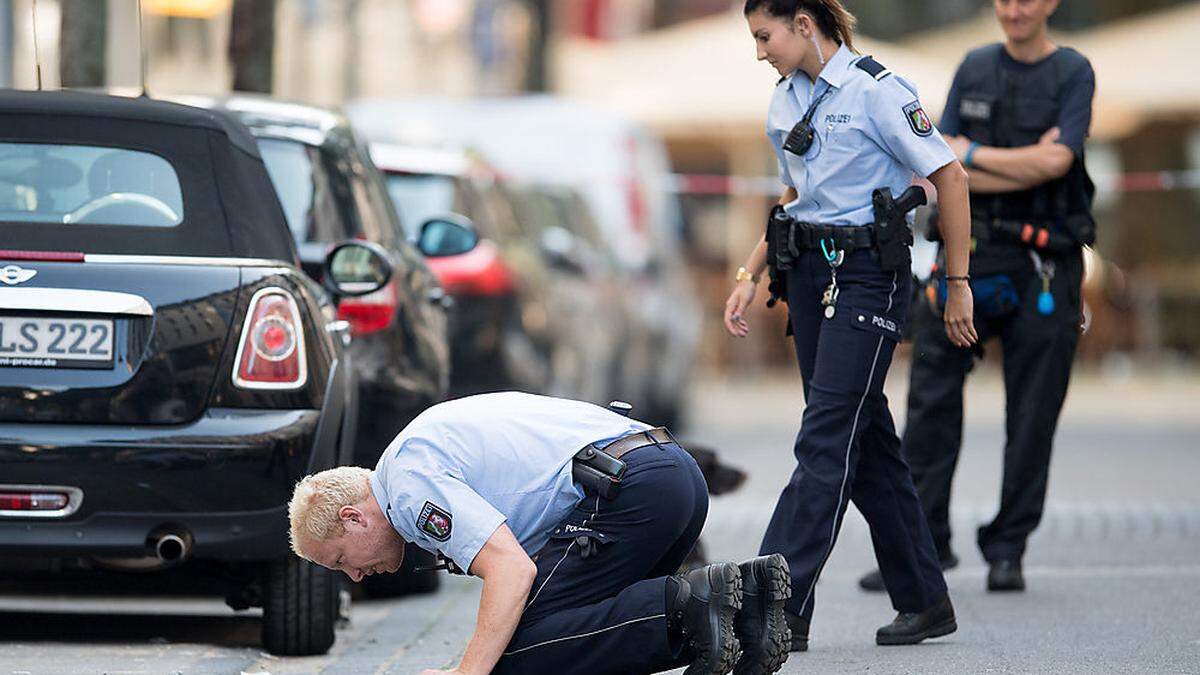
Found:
[553,9,954,141]
[554,5,1197,143]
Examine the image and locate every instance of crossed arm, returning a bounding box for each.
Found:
[945,128,1076,194]
[421,524,536,675]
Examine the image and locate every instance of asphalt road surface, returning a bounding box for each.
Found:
[2,368,1198,674]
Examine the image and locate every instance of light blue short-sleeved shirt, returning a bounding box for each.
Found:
[768,44,957,226]
[369,392,652,572]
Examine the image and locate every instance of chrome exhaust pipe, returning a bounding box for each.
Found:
[153,531,192,564]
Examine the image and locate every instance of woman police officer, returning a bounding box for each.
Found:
[724,0,978,651]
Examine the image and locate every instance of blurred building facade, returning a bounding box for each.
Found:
[0,0,1197,369]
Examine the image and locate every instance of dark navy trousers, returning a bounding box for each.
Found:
[759,249,947,622]
[493,440,708,675]
[903,249,1083,563]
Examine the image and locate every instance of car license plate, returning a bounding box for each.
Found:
[0,316,115,369]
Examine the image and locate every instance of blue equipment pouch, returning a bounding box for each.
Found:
[937,274,1020,320]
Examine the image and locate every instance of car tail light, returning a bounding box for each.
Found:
[338,280,398,336]
[232,287,308,390]
[0,492,68,511]
[0,485,81,517]
[425,240,515,297]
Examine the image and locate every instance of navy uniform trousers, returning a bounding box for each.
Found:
[759,249,947,622]
[903,248,1083,563]
[493,440,708,675]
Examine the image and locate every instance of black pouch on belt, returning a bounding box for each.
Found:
[765,204,793,307]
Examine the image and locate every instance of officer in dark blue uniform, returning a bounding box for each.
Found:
[858,0,1097,595]
[726,0,978,652]
[290,392,794,675]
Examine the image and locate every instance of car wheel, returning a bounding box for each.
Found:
[261,555,339,656]
[363,543,441,598]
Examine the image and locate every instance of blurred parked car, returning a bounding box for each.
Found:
[173,96,454,461]
[502,183,628,403]
[369,143,564,397]
[0,90,397,655]
[349,96,701,427]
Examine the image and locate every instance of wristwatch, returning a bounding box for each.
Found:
[735,266,760,284]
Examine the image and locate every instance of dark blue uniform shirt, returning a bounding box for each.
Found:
[940,45,1095,156]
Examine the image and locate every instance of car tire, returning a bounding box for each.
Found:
[261,555,339,656]
[363,543,441,598]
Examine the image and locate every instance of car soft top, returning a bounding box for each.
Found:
[0,90,297,263]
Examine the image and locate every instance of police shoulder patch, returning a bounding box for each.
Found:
[417,501,452,541]
[903,100,933,137]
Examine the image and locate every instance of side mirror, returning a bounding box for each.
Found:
[418,215,479,258]
[323,241,393,297]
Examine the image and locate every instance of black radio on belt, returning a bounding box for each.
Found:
[572,445,627,500]
[571,427,673,500]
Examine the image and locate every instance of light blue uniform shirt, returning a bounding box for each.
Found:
[369,392,651,572]
[768,44,956,226]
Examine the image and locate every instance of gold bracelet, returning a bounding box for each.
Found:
[735,266,760,284]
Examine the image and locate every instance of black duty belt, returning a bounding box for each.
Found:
[572,427,674,499]
[975,218,1078,253]
[789,221,875,253]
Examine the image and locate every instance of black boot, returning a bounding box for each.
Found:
[784,612,808,653]
[987,559,1025,592]
[668,562,743,674]
[857,552,959,593]
[875,594,957,646]
[732,554,792,675]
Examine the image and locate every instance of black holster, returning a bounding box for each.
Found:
[871,186,925,272]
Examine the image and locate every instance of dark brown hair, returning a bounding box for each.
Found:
[744,0,858,52]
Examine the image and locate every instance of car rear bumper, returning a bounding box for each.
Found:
[0,505,289,561]
[0,407,325,561]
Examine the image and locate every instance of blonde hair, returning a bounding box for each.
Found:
[287,466,372,556]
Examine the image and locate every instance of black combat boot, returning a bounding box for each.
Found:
[668,562,743,674]
[987,559,1025,592]
[732,554,792,675]
[784,612,808,652]
[857,552,959,593]
[875,594,957,646]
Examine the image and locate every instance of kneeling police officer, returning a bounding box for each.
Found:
[289,392,793,675]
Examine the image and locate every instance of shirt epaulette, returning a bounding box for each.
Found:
[854,56,892,82]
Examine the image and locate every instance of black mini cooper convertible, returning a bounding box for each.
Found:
[0,91,475,655]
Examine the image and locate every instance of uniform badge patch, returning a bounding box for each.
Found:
[418,501,452,541]
[960,98,992,121]
[903,101,933,137]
